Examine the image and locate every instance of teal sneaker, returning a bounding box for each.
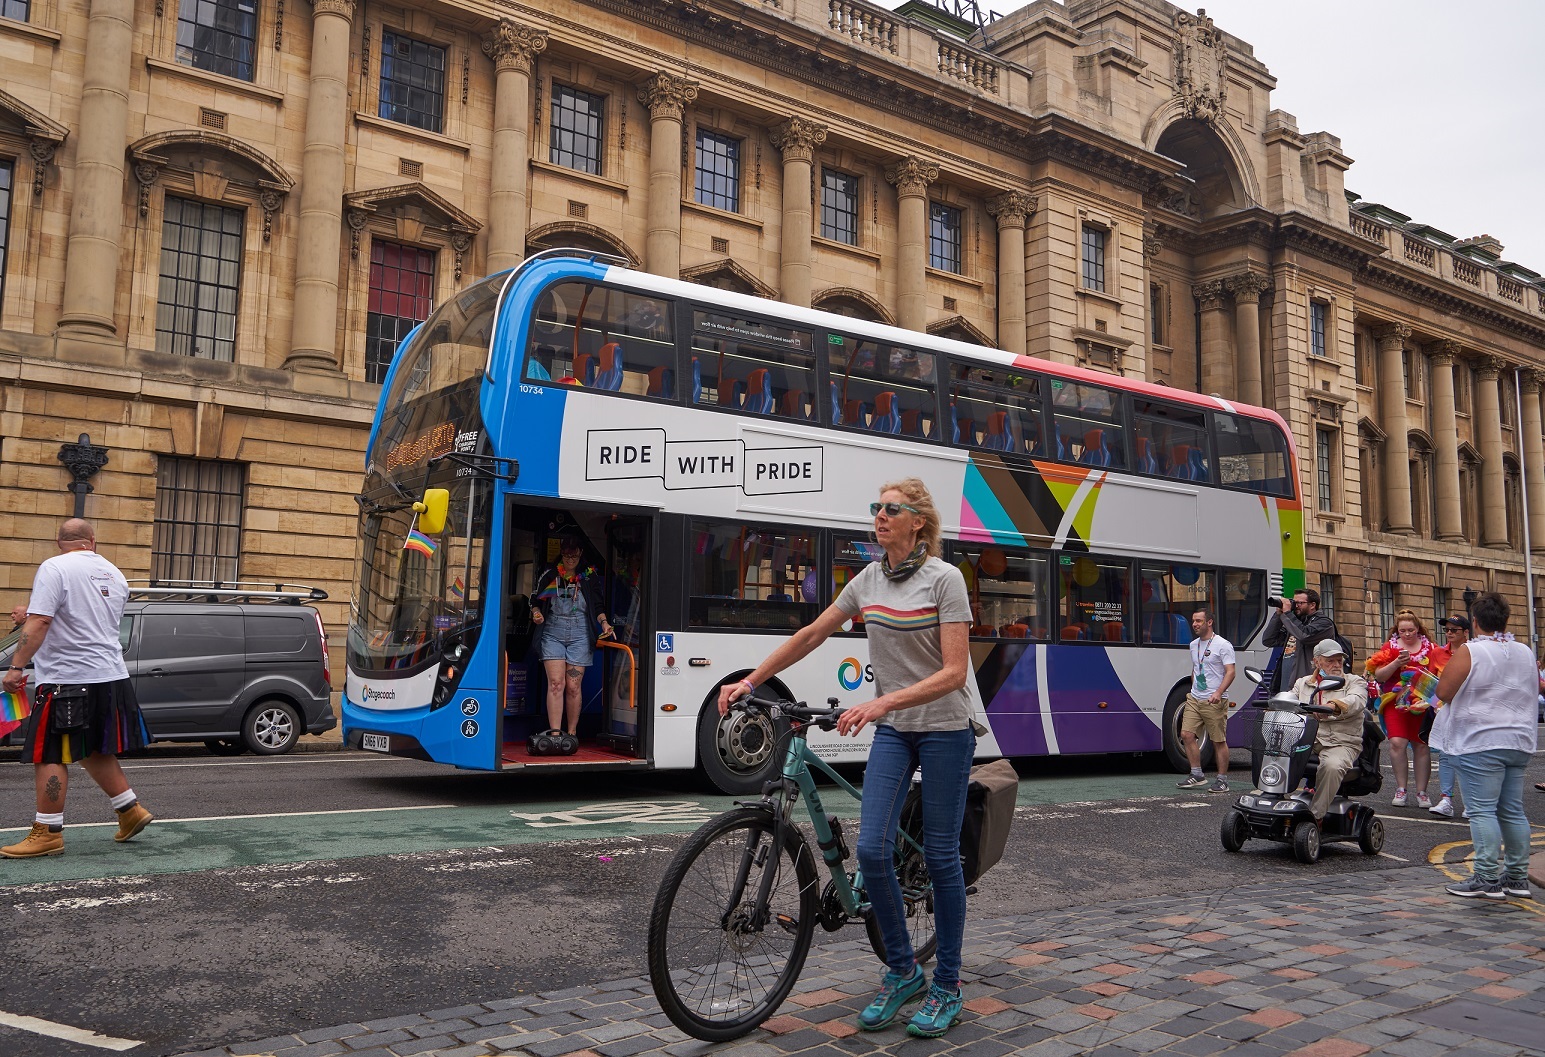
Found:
[906,983,964,1038]
[856,965,926,1031]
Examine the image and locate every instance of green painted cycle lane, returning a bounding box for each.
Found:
[0,766,1192,887]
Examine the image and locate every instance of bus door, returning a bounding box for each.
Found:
[599,518,650,756]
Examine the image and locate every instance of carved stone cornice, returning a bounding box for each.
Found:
[1430,339,1463,367]
[885,156,938,198]
[1372,322,1411,348]
[986,191,1036,230]
[481,19,548,75]
[1473,355,1508,380]
[310,0,354,20]
[1226,271,1269,304]
[768,116,827,164]
[636,73,698,122]
[1359,262,1545,347]
[1192,280,1226,311]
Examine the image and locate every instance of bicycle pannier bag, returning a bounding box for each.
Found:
[960,758,1017,884]
[47,685,91,734]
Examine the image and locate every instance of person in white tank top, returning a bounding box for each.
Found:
[1433,592,1538,900]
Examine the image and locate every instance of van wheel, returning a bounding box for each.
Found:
[204,738,247,756]
[1161,685,1214,773]
[697,698,790,795]
[243,700,301,755]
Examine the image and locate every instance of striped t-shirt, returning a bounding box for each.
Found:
[835,556,974,732]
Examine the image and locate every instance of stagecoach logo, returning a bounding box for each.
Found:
[361,685,396,703]
[837,657,865,692]
[585,428,822,496]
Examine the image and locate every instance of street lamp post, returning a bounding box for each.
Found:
[1462,586,1477,612]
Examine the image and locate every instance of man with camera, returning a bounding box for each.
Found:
[1263,588,1337,689]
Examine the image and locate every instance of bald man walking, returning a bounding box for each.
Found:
[2,519,153,858]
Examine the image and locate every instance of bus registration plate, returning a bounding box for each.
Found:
[362,733,390,753]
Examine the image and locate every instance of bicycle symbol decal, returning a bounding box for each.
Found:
[509,800,716,828]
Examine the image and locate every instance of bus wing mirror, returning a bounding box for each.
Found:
[414,488,450,536]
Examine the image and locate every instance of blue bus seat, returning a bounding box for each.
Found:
[719,377,744,408]
[691,358,702,403]
[1079,428,1112,466]
[647,366,674,397]
[780,389,811,419]
[573,353,595,387]
[829,381,842,423]
[593,342,624,391]
[1187,447,1209,481]
[744,369,775,414]
[843,398,870,428]
[1169,444,1196,479]
[871,391,902,434]
[900,408,928,438]
[951,403,974,445]
[1056,427,1069,460]
[1135,436,1159,473]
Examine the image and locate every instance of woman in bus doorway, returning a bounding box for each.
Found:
[718,478,975,1039]
[531,534,614,741]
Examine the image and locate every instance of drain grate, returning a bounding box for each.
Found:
[1410,999,1542,1048]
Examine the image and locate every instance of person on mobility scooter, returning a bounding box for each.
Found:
[1221,638,1386,863]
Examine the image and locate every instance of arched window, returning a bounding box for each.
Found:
[679,258,776,299]
[812,287,894,325]
[1407,432,1434,537]
[525,222,640,267]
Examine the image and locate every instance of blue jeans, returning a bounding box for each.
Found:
[856,724,975,991]
[1435,749,1457,799]
[1447,748,1532,881]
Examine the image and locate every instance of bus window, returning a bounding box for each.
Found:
[1058,554,1132,642]
[690,311,815,418]
[1214,413,1293,496]
[947,377,1044,457]
[1222,568,1267,645]
[1050,379,1126,468]
[1139,562,1215,644]
[832,534,884,628]
[951,543,1050,639]
[527,282,676,396]
[826,337,938,438]
[1133,399,1209,481]
[687,521,817,630]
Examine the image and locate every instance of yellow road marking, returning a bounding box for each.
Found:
[1426,829,1545,918]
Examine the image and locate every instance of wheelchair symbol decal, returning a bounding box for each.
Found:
[656,633,674,653]
[509,800,716,828]
[460,698,479,717]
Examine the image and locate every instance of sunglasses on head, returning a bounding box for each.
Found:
[870,501,920,517]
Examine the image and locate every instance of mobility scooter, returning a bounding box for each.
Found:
[1219,667,1386,864]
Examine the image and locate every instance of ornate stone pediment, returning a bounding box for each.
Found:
[344,182,482,277]
[1173,9,1227,126]
[928,315,995,348]
[128,130,294,236]
[0,87,68,197]
[680,258,777,299]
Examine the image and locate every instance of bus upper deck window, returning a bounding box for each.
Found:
[826,337,938,438]
[1215,413,1293,497]
[529,282,676,399]
[1050,379,1125,468]
[692,311,815,420]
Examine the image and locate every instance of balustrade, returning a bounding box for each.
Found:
[938,42,999,93]
[1498,278,1523,304]
[1350,215,1386,244]
[1452,257,1482,286]
[1402,236,1435,267]
[828,0,898,53]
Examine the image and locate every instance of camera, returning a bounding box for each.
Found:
[1266,596,1283,609]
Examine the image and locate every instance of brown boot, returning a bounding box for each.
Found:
[1,822,64,858]
[114,803,153,842]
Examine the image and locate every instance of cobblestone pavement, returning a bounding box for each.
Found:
[177,864,1545,1057]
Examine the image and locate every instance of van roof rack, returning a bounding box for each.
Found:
[126,580,328,605]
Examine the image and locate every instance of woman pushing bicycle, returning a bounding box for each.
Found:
[718,477,975,1039]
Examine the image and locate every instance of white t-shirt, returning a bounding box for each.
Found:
[1189,633,1235,697]
[1443,637,1538,756]
[25,550,130,684]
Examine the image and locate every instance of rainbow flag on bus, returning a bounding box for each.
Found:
[404,527,439,558]
[0,689,30,740]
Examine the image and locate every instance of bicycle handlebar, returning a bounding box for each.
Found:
[738,688,846,729]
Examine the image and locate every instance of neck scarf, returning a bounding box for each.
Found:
[881,544,929,582]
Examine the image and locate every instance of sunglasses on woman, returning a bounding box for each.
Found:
[869,501,920,517]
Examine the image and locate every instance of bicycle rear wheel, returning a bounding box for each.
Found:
[648,807,820,1041]
[864,798,938,966]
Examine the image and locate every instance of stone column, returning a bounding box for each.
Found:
[768,117,827,307]
[987,191,1035,354]
[1429,341,1465,541]
[885,156,938,333]
[637,73,698,278]
[1473,356,1510,547]
[56,0,135,338]
[1193,280,1233,397]
[481,20,548,275]
[286,0,356,373]
[1519,369,1545,551]
[1374,323,1414,533]
[1227,271,1269,406]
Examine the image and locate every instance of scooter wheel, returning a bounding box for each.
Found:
[1220,809,1249,852]
[1358,816,1385,856]
[1292,820,1321,864]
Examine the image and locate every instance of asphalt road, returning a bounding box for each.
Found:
[0,744,1541,1057]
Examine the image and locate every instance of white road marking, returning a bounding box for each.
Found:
[1167,802,1212,809]
[510,800,717,828]
[0,1010,142,1051]
[1096,807,1145,814]
[13,891,168,913]
[1378,852,1410,862]
[5,876,151,895]
[235,872,364,891]
[423,858,532,873]
[0,803,457,835]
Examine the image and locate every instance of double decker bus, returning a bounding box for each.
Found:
[344,250,1303,792]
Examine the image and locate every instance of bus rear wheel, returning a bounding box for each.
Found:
[698,702,788,795]
[1161,685,1215,774]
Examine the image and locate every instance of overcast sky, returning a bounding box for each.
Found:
[874,0,1545,274]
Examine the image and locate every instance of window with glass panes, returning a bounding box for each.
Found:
[1150,282,1166,345]
[156,196,244,361]
[1310,300,1327,357]
[153,456,245,583]
[0,159,12,316]
[1379,581,1395,638]
[378,32,446,133]
[820,169,858,245]
[549,84,604,175]
[1081,225,1106,291]
[928,203,961,273]
[694,130,740,212]
[1320,575,1336,621]
[2,0,31,21]
[366,240,435,385]
[176,0,258,81]
[1315,427,1334,512]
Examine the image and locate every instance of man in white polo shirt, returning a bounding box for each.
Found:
[1177,607,1236,792]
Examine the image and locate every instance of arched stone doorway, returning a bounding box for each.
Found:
[1153,118,1248,219]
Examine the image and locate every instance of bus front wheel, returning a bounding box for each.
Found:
[697,699,789,795]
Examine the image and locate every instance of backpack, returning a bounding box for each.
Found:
[1334,632,1356,671]
[898,757,1018,885]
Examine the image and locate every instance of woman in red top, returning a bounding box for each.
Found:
[1365,609,1445,809]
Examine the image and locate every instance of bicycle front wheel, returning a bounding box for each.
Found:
[864,800,938,966]
[647,807,820,1041]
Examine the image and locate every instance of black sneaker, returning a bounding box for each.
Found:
[1446,876,1506,900]
[1177,774,1208,789]
[1209,775,1230,793]
[1502,876,1533,898]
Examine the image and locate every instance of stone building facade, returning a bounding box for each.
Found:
[2,0,1544,659]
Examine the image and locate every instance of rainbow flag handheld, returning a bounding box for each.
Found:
[449,576,466,600]
[404,527,438,558]
[0,688,30,740]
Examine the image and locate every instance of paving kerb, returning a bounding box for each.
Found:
[177,865,1545,1057]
